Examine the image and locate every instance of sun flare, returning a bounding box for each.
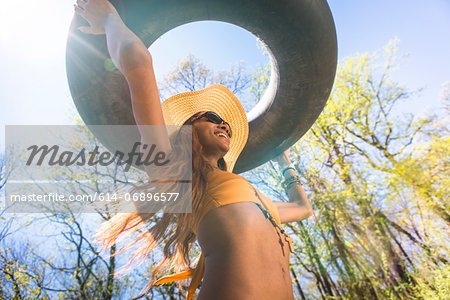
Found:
[0,0,73,59]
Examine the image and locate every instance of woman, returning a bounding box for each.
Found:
[75,1,313,299]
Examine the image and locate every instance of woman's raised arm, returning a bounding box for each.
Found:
[272,148,313,223]
[74,0,171,155]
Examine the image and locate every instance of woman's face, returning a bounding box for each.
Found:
[192,111,231,157]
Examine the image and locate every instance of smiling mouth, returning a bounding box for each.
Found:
[215,132,229,139]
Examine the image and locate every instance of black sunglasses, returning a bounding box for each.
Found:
[193,111,232,138]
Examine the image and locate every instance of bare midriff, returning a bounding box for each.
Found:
[197,201,295,300]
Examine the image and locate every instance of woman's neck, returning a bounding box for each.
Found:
[202,154,221,170]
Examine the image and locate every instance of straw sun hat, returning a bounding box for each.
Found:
[161,84,248,172]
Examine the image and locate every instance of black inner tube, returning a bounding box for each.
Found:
[66,0,337,173]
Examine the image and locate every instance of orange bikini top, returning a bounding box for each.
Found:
[153,170,284,300]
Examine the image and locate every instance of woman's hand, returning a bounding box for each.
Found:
[272,148,291,169]
[272,148,312,222]
[74,0,119,35]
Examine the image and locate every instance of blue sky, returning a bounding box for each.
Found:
[1,0,449,149]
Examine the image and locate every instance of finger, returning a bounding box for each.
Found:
[76,0,86,9]
[77,26,92,34]
[73,4,84,15]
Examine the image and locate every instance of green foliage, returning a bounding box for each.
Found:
[246,39,449,299]
[249,62,271,103]
[413,265,450,299]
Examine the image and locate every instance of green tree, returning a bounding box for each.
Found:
[246,39,449,299]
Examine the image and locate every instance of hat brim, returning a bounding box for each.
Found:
[161,84,248,172]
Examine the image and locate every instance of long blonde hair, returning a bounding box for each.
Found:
[95,112,227,293]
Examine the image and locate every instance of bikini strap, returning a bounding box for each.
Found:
[253,188,295,254]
